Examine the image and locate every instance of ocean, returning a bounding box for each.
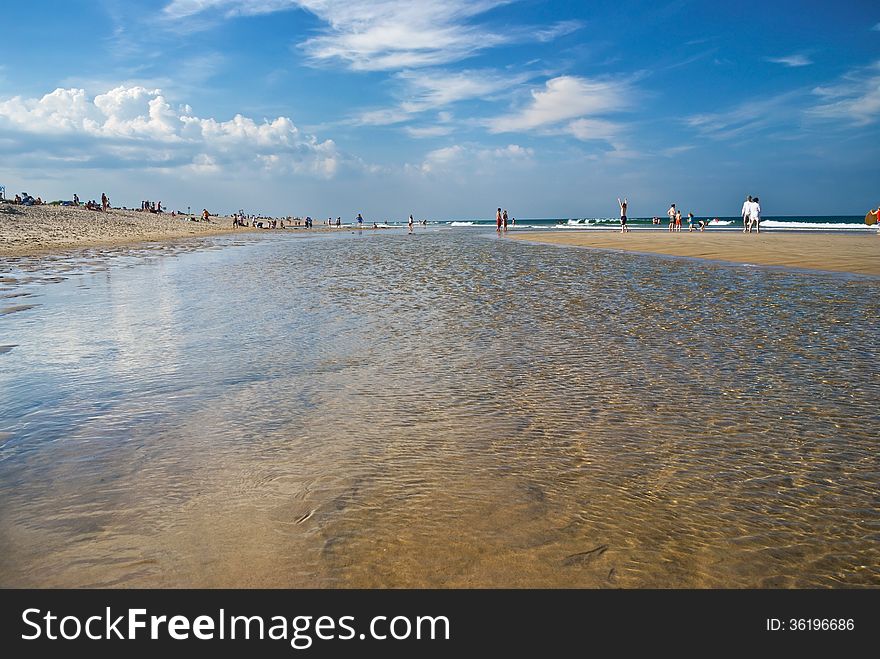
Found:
[443,215,871,231]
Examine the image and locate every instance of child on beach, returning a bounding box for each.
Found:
[667,204,676,232]
[687,212,695,231]
[618,197,629,233]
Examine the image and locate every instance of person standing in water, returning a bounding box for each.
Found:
[618,197,629,233]
[496,208,503,231]
[667,203,676,232]
[408,214,414,233]
[502,209,509,230]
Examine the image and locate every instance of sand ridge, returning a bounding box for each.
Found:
[509,230,880,276]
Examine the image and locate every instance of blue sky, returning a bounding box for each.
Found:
[1,0,878,218]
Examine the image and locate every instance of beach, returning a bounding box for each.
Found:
[0,203,257,257]
[509,230,880,276]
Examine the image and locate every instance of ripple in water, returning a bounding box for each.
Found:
[0,229,877,587]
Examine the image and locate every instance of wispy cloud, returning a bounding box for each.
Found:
[808,60,880,126]
[351,68,534,128]
[161,1,581,72]
[404,125,455,138]
[163,1,514,70]
[414,142,533,173]
[0,85,340,176]
[534,20,585,42]
[766,54,812,67]
[872,22,880,31]
[685,91,804,140]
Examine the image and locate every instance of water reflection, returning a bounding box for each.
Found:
[0,230,878,587]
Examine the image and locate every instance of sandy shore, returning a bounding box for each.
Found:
[0,203,263,257]
[510,230,880,276]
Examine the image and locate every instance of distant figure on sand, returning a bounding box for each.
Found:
[502,209,508,230]
[357,213,364,227]
[336,217,341,227]
[202,208,209,222]
[675,208,682,231]
[496,208,502,231]
[667,204,676,232]
[408,214,414,233]
[741,195,753,232]
[617,197,628,233]
[687,212,695,231]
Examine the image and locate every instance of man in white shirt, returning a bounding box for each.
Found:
[749,196,762,234]
[741,195,752,232]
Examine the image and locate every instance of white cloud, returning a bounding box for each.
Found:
[872,23,880,32]
[0,86,340,176]
[162,1,579,72]
[163,1,513,70]
[534,20,585,42]
[484,75,633,152]
[488,76,631,134]
[766,54,812,67]
[398,69,531,113]
[415,142,532,173]
[808,60,880,126]
[404,125,455,138]
[352,68,533,129]
[685,91,803,140]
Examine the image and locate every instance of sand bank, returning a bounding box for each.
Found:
[0,204,262,257]
[509,230,880,276]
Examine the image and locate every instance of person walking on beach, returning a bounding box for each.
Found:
[336,217,341,227]
[749,196,762,234]
[496,208,503,231]
[618,197,629,233]
[667,203,676,232]
[741,195,752,232]
[408,213,414,233]
[356,213,364,227]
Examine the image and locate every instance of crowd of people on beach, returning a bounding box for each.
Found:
[607,196,755,233]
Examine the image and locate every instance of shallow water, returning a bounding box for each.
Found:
[1,229,878,587]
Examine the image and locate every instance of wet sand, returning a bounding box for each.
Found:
[0,204,261,257]
[509,231,880,276]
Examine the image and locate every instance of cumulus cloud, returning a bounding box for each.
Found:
[0,85,340,176]
[766,54,812,67]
